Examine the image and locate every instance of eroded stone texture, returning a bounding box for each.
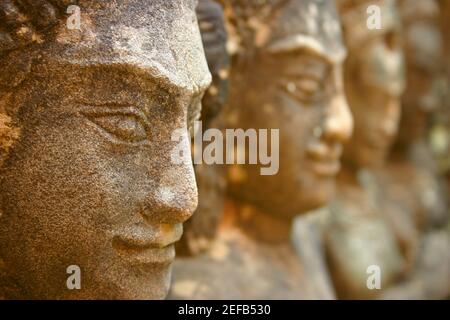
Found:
[0,0,211,299]
[324,0,407,299]
[171,0,352,299]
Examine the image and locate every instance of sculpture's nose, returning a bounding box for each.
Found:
[142,188,197,225]
[322,85,354,144]
[141,132,198,225]
[142,171,198,225]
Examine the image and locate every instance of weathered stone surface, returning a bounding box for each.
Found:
[0,0,210,299]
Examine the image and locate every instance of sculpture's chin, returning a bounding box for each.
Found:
[110,264,173,300]
[300,182,335,213]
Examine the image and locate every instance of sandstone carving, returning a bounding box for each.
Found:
[0,0,210,299]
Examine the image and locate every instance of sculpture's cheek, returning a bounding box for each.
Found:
[0,109,175,299]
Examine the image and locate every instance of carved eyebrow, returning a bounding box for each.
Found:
[77,101,150,123]
[123,60,212,99]
[61,59,210,99]
[280,56,329,80]
[268,36,347,64]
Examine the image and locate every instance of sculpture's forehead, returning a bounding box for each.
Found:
[46,0,211,95]
[337,0,401,48]
[266,0,346,63]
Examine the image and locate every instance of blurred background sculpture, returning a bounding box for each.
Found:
[436,0,450,193]
[0,0,210,299]
[323,0,407,300]
[378,0,449,299]
[170,0,353,299]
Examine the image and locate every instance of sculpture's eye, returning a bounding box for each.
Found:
[83,109,150,144]
[281,77,325,104]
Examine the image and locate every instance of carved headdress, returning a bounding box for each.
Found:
[0,1,67,168]
[0,0,69,56]
[220,0,345,61]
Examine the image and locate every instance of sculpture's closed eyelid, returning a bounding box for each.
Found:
[79,103,152,145]
[280,73,326,104]
[281,62,328,83]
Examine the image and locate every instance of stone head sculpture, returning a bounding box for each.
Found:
[0,0,211,299]
[397,0,444,147]
[222,0,353,217]
[337,0,406,168]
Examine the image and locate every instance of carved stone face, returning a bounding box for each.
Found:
[398,0,443,144]
[225,0,353,217]
[0,0,210,299]
[340,0,405,168]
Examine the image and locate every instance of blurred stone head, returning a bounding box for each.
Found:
[0,0,210,299]
[337,0,406,168]
[222,0,353,217]
[397,0,444,146]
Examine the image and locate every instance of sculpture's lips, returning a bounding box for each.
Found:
[306,142,342,177]
[113,240,176,266]
[310,159,341,177]
[112,224,182,266]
